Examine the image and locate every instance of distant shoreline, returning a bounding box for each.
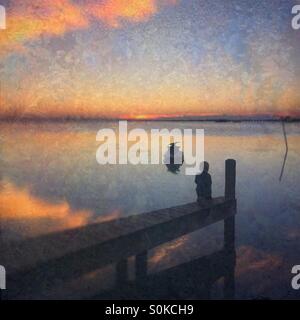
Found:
[0,117,299,123]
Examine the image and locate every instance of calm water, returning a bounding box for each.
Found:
[1,121,300,299]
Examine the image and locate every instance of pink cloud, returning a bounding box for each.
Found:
[0,0,178,56]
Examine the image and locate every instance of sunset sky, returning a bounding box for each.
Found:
[0,0,299,119]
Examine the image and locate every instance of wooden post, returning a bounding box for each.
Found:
[224,159,236,252]
[225,159,236,200]
[203,280,212,299]
[224,264,235,299]
[224,159,236,299]
[115,259,128,286]
[136,251,148,282]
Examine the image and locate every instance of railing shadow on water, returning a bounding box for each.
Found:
[1,160,237,300]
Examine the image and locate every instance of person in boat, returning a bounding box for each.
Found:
[195,161,212,203]
[164,142,184,174]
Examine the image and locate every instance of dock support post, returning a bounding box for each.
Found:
[224,265,235,300]
[224,159,236,252]
[136,251,148,282]
[224,159,236,299]
[225,159,236,200]
[115,259,128,286]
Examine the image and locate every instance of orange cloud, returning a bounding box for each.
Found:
[94,208,122,223]
[234,246,284,295]
[149,235,189,272]
[0,0,88,56]
[0,179,93,238]
[236,246,283,277]
[0,0,177,57]
[88,0,158,28]
[0,179,121,239]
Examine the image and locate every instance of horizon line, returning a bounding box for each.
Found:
[0,115,299,122]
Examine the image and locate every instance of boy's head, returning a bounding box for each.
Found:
[202,161,209,173]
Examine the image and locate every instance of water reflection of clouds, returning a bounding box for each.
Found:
[0,179,122,240]
[235,246,284,298]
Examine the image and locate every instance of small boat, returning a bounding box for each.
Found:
[164,143,184,174]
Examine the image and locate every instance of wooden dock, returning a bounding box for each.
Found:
[1,159,237,300]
